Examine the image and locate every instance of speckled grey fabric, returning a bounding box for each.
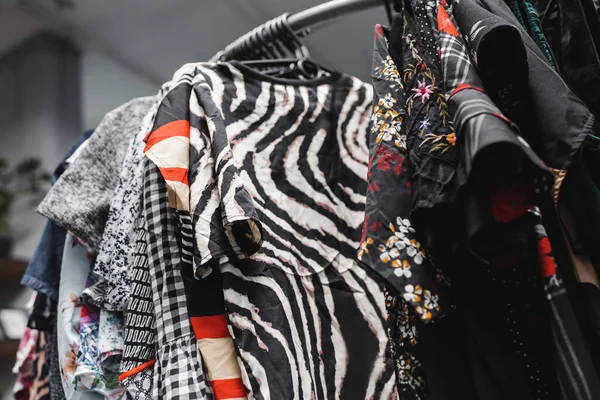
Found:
[82,100,161,311]
[38,96,155,249]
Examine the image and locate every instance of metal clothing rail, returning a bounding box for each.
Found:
[213,0,388,62]
[288,0,383,32]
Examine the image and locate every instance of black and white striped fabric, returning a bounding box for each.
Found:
[143,159,209,400]
[161,62,397,399]
[119,215,156,400]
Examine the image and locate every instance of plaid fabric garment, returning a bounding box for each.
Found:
[143,158,209,400]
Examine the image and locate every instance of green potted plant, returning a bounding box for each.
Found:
[0,158,51,258]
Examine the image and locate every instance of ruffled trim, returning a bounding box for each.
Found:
[152,334,209,399]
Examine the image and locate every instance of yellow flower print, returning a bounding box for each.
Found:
[357,237,373,259]
[415,306,433,321]
[384,109,399,119]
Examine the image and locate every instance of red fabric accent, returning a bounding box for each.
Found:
[537,237,557,277]
[449,83,485,98]
[489,184,532,223]
[492,112,511,124]
[191,315,230,339]
[437,5,460,37]
[143,120,190,151]
[374,24,384,41]
[212,378,246,400]
[158,167,189,186]
[118,359,156,382]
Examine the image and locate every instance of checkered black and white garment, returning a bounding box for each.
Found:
[143,158,209,400]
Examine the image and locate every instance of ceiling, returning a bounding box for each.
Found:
[0,0,388,84]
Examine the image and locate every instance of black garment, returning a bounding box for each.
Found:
[534,0,600,134]
[449,0,600,398]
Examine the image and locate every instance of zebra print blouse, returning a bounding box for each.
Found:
[145,61,397,399]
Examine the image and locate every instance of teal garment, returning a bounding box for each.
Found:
[504,0,557,69]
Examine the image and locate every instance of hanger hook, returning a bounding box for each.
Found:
[383,0,393,24]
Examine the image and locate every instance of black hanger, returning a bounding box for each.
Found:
[383,0,393,24]
[234,13,335,80]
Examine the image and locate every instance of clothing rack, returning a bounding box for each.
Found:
[288,0,383,32]
[213,0,386,62]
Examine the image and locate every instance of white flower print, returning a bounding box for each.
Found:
[403,284,423,303]
[376,130,393,143]
[394,260,413,278]
[406,242,424,265]
[424,290,439,310]
[396,217,416,234]
[415,306,433,321]
[379,93,396,109]
[395,133,407,149]
[378,244,400,263]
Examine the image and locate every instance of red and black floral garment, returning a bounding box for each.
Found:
[359,9,454,399]
[359,13,452,326]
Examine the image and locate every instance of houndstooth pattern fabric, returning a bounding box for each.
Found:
[143,158,209,399]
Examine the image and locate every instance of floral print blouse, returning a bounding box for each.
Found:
[359,22,447,325]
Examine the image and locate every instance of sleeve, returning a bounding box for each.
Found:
[144,70,262,278]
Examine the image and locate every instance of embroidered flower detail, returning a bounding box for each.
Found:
[379,56,403,89]
[395,134,407,149]
[411,80,433,103]
[376,129,392,143]
[379,93,397,108]
[445,132,456,146]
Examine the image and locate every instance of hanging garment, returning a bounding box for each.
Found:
[22,130,93,301]
[436,1,600,398]
[143,61,395,399]
[38,97,155,249]
[117,215,156,400]
[533,0,600,133]
[74,274,125,399]
[143,159,210,399]
[143,78,246,399]
[85,89,169,312]
[359,13,452,398]
[49,323,66,400]
[56,234,103,400]
[503,0,557,68]
[13,327,38,400]
[30,330,51,400]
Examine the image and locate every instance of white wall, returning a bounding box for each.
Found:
[81,48,156,130]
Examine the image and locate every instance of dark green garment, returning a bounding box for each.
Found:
[504,0,557,69]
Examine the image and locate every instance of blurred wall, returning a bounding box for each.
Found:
[0,33,80,261]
